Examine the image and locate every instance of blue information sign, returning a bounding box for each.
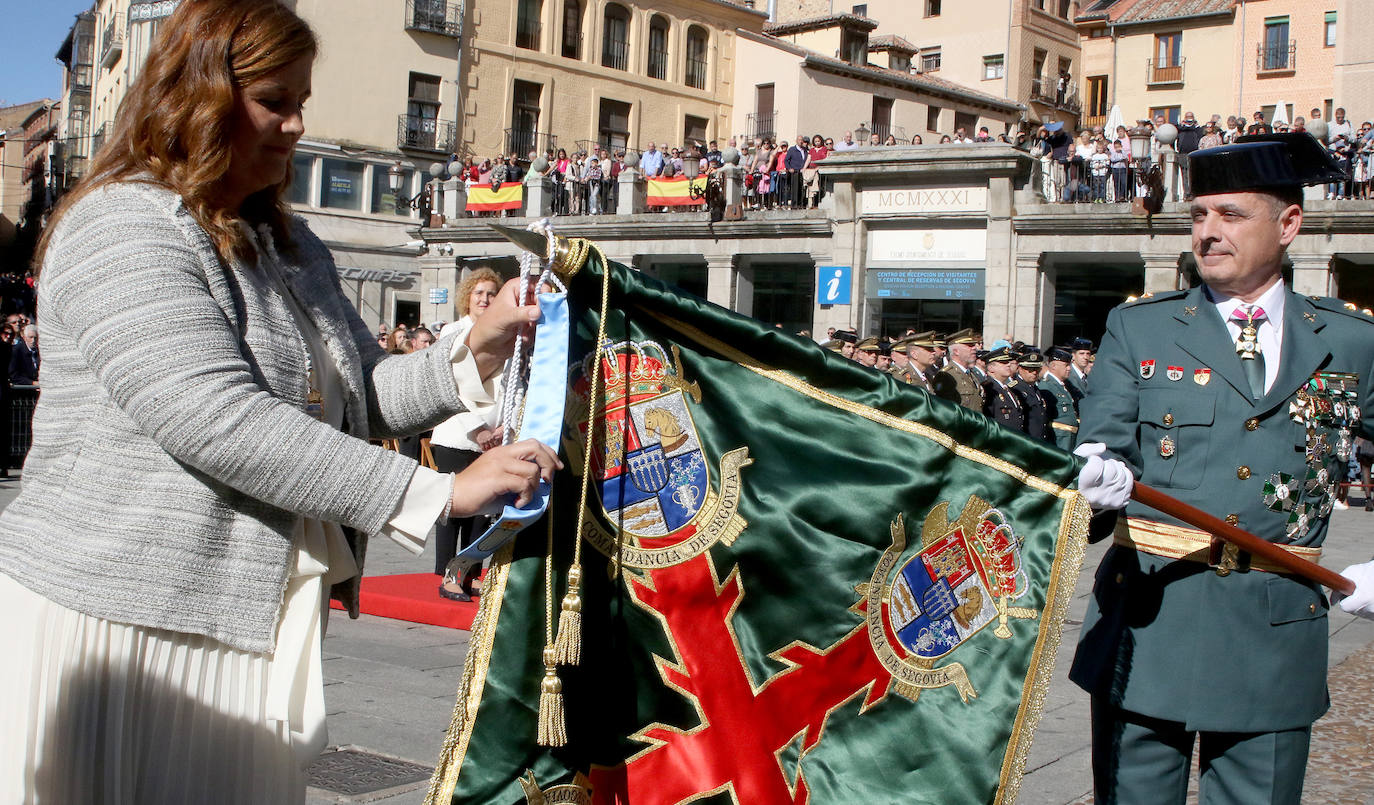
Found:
[817,265,852,305]
[865,268,985,300]
[428,287,449,304]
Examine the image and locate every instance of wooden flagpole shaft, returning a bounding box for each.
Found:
[1131,482,1355,596]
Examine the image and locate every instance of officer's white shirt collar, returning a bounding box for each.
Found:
[1205,277,1286,393]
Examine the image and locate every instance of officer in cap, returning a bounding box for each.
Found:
[874,340,894,373]
[1071,133,1373,803]
[899,331,942,392]
[833,329,858,360]
[1067,336,1093,396]
[1039,346,1082,450]
[1010,349,1055,443]
[933,329,985,410]
[980,346,1024,431]
[853,336,880,368]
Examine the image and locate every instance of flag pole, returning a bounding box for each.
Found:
[1131,482,1355,595]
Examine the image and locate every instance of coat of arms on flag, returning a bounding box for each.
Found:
[426,244,1090,805]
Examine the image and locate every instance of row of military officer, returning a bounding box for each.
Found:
[822,327,1096,451]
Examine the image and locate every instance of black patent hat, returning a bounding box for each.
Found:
[1045,346,1073,363]
[1189,133,1346,197]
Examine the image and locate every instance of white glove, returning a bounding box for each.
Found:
[1074,442,1133,511]
[1331,560,1374,620]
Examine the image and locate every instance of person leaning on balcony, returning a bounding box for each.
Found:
[1198,120,1223,151]
[1175,112,1202,195]
[639,142,664,179]
[0,1,562,800]
[833,130,858,151]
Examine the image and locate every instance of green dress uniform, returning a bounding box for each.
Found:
[1039,372,1081,451]
[933,362,983,410]
[1070,286,1374,802]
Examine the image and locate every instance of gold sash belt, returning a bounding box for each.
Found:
[1115,517,1321,574]
[1052,422,1079,433]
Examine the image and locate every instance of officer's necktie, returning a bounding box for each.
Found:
[1231,305,1267,399]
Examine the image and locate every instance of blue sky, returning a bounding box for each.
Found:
[0,2,93,108]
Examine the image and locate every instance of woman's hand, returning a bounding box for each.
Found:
[466,277,540,380]
[449,438,563,517]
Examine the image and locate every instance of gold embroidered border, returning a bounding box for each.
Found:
[647,310,1076,502]
[424,542,516,805]
[995,493,1091,804]
[1117,516,1321,573]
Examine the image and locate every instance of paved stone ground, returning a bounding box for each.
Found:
[3,475,1370,803]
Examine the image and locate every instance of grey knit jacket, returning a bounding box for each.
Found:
[0,181,464,653]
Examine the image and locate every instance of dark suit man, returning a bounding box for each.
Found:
[1071,134,1370,804]
[980,347,1024,431]
[1010,351,1055,444]
[9,327,38,386]
[784,136,808,209]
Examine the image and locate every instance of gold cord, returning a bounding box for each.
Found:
[537,513,566,746]
[553,244,612,668]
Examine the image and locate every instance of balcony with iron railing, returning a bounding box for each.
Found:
[1083,114,1107,130]
[516,18,541,50]
[561,32,582,59]
[397,115,457,153]
[685,56,708,90]
[1147,57,1184,85]
[506,128,558,159]
[100,13,124,69]
[745,111,776,140]
[602,37,629,70]
[70,64,93,94]
[406,0,461,37]
[1257,42,1296,73]
[1030,76,1081,114]
[647,46,669,80]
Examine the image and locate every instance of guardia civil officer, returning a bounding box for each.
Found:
[980,347,1024,431]
[1011,350,1056,443]
[1071,133,1372,804]
[1039,346,1082,451]
[1066,336,1093,396]
[933,329,984,410]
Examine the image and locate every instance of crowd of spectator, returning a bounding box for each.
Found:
[447,106,1374,218]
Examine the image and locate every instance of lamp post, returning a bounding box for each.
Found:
[855,122,871,145]
[1127,122,1165,215]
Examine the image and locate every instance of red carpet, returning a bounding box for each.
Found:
[330,573,482,630]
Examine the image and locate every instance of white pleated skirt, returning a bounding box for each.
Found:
[0,519,356,805]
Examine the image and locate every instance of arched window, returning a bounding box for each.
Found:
[561,0,581,59]
[685,25,708,89]
[647,15,669,80]
[601,4,630,70]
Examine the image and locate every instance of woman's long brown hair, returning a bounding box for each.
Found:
[36,0,318,272]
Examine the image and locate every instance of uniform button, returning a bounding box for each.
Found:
[1163,413,1174,425]
[1309,603,1317,613]
[1245,418,1259,431]
[1115,573,1125,584]
[1225,514,1240,526]
[1237,466,1251,480]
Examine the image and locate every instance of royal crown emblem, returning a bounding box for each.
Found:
[567,339,752,573]
[860,496,1037,702]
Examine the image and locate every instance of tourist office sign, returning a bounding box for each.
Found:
[866,268,986,300]
[865,227,987,300]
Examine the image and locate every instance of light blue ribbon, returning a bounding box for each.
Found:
[456,292,569,563]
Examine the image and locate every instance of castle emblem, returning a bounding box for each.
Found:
[568,339,752,572]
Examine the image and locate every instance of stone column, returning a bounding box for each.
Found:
[1142,252,1184,295]
[440,178,466,221]
[720,165,743,208]
[1289,253,1332,297]
[618,168,646,215]
[733,259,755,317]
[523,172,552,218]
[705,254,735,309]
[1159,150,1178,202]
[418,252,461,323]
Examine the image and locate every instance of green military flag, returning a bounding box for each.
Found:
[426,245,1090,805]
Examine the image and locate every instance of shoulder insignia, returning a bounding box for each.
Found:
[1183,306,1197,316]
[1308,296,1374,323]
[1304,312,1317,323]
[1122,289,1186,309]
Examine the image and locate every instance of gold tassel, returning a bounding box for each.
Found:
[536,647,567,747]
[552,564,583,666]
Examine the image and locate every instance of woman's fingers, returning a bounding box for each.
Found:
[449,440,563,517]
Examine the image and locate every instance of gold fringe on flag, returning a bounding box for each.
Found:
[552,564,583,665]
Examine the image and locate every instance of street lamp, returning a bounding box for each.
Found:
[855,122,871,144]
[387,159,433,220]
[1127,122,1153,163]
[1127,122,1165,216]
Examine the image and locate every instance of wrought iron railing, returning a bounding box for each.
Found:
[516,18,541,49]
[397,115,457,153]
[406,0,461,37]
[602,36,628,70]
[100,12,124,69]
[745,111,776,141]
[648,45,668,79]
[506,128,558,159]
[70,64,93,93]
[1147,57,1184,84]
[1257,42,1296,72]
[561,31,582,59]
[685,56,708,89]
[1030,76,1081,113]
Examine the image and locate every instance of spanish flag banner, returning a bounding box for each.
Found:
[466,181,524,212]
[426,246,1089,805]
[645,176,707,207]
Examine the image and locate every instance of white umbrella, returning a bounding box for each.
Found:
[1104,104,1124,135]
[1272,100,1290,126]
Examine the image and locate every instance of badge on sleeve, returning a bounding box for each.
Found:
[1193,368,1211,386]
[1166,366,1183,381]
[1139,360,1156,379]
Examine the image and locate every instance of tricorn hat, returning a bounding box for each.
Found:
[1045,346,1073,364]
[1190,133,1346,197]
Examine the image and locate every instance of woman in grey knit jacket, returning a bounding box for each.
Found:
[0,2,560,802]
